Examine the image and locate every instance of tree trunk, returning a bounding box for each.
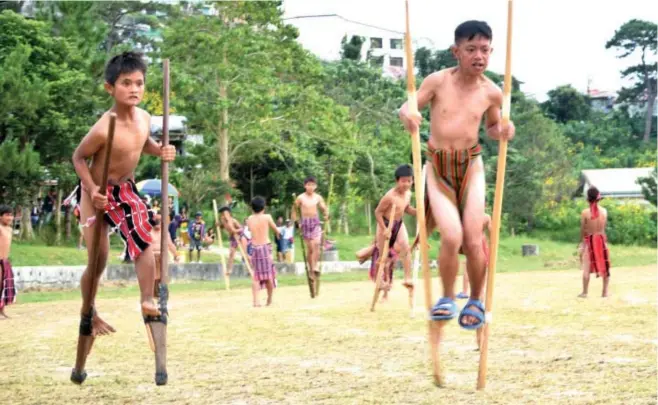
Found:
[366,152,380,197]
[19,206,33,240]
[250,166,254,201]
[339,160,353,235]
[218,49,230,181]
[643,86,655,143]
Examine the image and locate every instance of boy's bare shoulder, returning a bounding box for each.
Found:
[483,76,503,102]
[137,107,151,121]
[87,111,112,138]
[424,69,451,86]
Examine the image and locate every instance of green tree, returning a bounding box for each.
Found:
[0,11,95,172]
[0,139,43,239]
[637,167,657,206]
[340,35,364,61]
[541,85,592,123]
[606,19,657,143]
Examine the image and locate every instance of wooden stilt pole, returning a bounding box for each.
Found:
[477,0,514,391]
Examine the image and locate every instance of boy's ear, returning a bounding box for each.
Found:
[104,82,114,96]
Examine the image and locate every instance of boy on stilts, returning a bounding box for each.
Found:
[70,52,176,385]
[398,21,515,330]
[356,165,417,302]
[219,206,250,275]
[292,176,329,295]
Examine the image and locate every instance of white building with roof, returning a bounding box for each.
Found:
[284,14,434,79]
[580,168,654,201]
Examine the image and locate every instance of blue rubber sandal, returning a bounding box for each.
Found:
[456,292,468,299]
[458,299,485,330]
[430,297,458,321]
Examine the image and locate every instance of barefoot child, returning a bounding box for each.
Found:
[0,205,16,319]
[356,165,416,302]
[399,21,515,329]
[246,197,281,307]
[291,176,329,292]
[578,186,611,298]
[219,206,249,274]
[70,51,176,384]
[187,212,205,263]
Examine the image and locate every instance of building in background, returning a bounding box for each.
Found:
[284,14,433,79]
[579,168,654,202]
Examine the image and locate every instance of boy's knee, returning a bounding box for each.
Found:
[462,237,483,257]
[441,234,462,252]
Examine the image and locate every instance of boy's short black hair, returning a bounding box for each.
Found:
[251,197,266,213]
[218,206,231,214]
[454,20,492,44]
[104,51,147,86]
[395,164,414,180]
[0,204,12,216]
[304,176,317,185]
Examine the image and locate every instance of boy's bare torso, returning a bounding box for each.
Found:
[0,225,12,259]
[582,208,607,235]
[381,189,412,222]
[298,193,321,218]
[247,214,274,245]
[426,67,500,150]
[88,108,150,185]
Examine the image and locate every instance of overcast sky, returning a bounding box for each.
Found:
[282,0,657,101]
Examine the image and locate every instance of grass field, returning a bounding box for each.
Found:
[8,234,657,269]
[0,264,655,404]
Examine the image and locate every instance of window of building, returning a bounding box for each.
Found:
[370,37,383,49]
[369,56,384,67]
[390,38,403,50]
[390,57,403,67]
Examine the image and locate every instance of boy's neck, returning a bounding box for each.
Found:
[454,67,481,85]
[111,103,137,120]
[304,191,314,196]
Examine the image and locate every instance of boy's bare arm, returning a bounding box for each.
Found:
[399,72,440,115]
[318,196,329,221]
[580,211,587,241]
[405,204,417,217]
[485,86,515,141]
[72,122,108,209]
[268,215,282,239]
[374,196,390,230]
[291,197,301,223]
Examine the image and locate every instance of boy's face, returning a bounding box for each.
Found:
[0,213,14,226]
[304,182,317,193]
[105,70,145,106]
[396,176,413,192]
[196,215,202,222]
[452,35,492,75]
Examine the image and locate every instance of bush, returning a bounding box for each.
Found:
[534,198,656,246]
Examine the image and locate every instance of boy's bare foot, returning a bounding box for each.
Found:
[602,293,609,298]
[253,303,261,307]
[91,313,116,336]
[141,301,160,317]
[0,308,8,319]
[577,293,587,298]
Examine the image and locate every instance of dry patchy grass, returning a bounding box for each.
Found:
[0,266,656,404]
